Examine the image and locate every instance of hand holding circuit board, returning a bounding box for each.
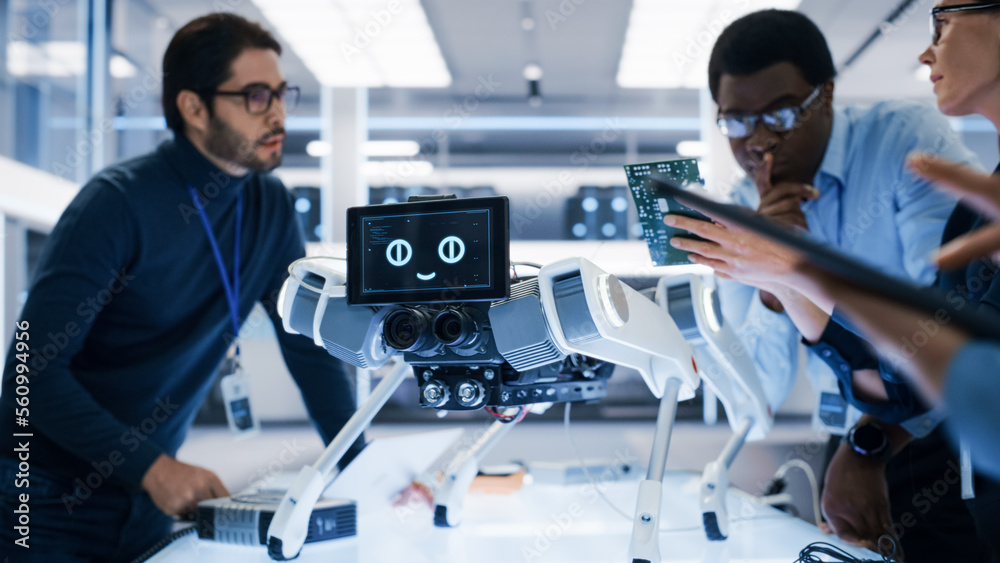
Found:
[624,158,714,266]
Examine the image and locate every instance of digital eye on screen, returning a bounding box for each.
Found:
[385,235,467,282]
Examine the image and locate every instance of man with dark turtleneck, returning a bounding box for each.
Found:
[0,14,361,562]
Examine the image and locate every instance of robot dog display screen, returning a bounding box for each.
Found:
[347,197,509,305]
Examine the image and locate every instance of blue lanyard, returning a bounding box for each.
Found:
[188,185,242,349]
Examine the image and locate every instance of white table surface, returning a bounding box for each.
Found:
[147,470,876,563]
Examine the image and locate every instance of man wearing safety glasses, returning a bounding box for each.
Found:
[703,9,988,561]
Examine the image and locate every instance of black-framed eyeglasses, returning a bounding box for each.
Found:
[716,85,823,139]
[211,84,300,115]
[930,2,1000,45]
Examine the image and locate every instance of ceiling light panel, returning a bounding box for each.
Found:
[252,0,451,88]
[363,140,420,157]
[110,55,138,78]
[617,0,802,89]
[7,41,85,77]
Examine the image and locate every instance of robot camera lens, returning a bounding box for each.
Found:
[383,308,432,351]
[433,310,469,345]
[433,308,483,348]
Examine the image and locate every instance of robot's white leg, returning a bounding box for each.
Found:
[627,377,682,563]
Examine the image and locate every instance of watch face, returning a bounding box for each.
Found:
[852,424,888,454]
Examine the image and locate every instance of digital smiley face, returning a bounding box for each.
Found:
[385,235,466,281]
[361,209,492,296]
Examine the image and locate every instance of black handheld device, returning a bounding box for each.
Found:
[646,173,1000,340]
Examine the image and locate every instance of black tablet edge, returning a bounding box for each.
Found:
[646,173,1000,341]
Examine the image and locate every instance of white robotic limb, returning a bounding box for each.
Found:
[698,418,752,541]
[264,260,545,557]
[656,274,773,543]
[531,258,702,563]
[265,360,409,560]
[422,255,708,537]
[432,416,521,527]
[265,257,772,561]
[628,377,684,563]
[534,258,701,401]
[266,260,402,560]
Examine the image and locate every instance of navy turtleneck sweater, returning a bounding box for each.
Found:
[0,135,358,488]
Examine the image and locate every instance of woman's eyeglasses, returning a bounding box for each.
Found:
[930,2,1000,45]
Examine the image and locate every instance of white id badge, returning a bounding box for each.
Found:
[219,348,260,439]
[811,370,861,436]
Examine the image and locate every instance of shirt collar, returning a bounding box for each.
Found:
[814,107,848,187]
[159,133,252,196]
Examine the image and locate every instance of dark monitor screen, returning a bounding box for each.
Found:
[346,196,510,305]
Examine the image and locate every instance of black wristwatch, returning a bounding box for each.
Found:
[847,422,892,462]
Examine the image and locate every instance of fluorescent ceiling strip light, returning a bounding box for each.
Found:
[307,140,420,157]
[9,42,141,79]
[306,140,332,157]
[108,115,705,132]
[363,140,420,157]
[7,41,85,77]
[363,160,433,177]
[617,0,802,89]
[110,55,138,78]
[251,0,451,88]
[676,140,707,157]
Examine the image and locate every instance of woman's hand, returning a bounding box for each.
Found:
[908,152,1000,269]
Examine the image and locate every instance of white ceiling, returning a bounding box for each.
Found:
[386,0,939,107]
[133,0,945,165]
[814,0,937,100]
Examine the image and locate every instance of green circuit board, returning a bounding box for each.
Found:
[623,158,710,266]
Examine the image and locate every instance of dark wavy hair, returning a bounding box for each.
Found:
[708,9,836,102]
[161,13,281,135]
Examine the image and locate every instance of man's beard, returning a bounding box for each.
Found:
[203,115,283,173]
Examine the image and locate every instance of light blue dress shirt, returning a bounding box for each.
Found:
[946,340,1000,479]
[720,100,978,417]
